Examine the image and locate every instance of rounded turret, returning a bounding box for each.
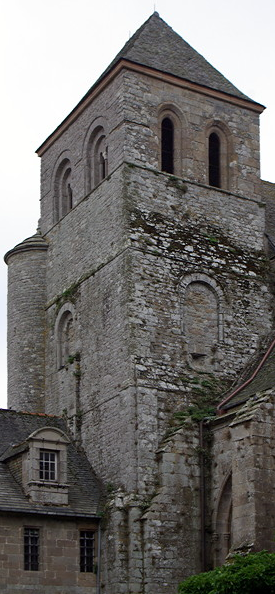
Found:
[4,228,48,412]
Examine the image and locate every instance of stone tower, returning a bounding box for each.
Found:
[5,230,48,412]
[5,13,275,594]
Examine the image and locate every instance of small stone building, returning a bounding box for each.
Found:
[0,409,101,593]
[2,11,275,594]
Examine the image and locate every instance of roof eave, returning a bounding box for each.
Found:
[0,506,101,519]
[36,58,265,157]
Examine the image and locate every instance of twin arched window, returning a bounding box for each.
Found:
[160,110,229,189]
[53,123,109,224]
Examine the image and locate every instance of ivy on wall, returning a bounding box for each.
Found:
[178,551,275,594]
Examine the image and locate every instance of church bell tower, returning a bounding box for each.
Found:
[5,12,273,593]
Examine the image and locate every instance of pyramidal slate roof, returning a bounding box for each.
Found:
[0,409,102,518]
[37,12,262,155]
[98,12,251,101]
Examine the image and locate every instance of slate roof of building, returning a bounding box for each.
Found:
[0,409,102,518]
[4,228,48,265]
[98,12,252,101]
[219,339,275,411]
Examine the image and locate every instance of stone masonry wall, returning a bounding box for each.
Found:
[124,164,273,495]
[100,421,201,594]
[39,66,262,239]
[122,70,262,200]
[231,394,275,552]
[0,514,98,593]
[44,169,138,489]
[7,249,47,412]
[142,423,202,593]
[42,161,273,495]
[210,393,275,567]
[40,70,126,235]
[34,60,274,593]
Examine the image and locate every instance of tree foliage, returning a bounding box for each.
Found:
[178,551,275,594]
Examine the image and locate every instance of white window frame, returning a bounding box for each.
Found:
[39,449,58,482]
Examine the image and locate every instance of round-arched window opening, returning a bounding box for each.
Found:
[209,132,221,188]
[56,310,74,369]
[161,117,174,174]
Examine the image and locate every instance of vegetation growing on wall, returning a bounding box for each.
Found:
[174,375,229,423]
[178,551,275,594]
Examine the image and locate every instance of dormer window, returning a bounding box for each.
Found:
[39,450,57,481]
[22,427,70,505]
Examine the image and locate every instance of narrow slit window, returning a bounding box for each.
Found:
[161,117,174,173]
[80,530,94,572]
[24,528,39,571]
[209,132,221,188]
[99,151,107,181]
[39,450,57,481]
[61,167,72,217]
[67,183,73,210]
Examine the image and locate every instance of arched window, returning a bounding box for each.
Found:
[61,167,72,217]
[185,281,218,370]
[85,124,108,194]
[158,105,183,176]
[53,158,73,223]
[161,117,174,174]
[180,274,224,372]
[56,309,74,369]
[99,148,108,181]
[94,140,107,186]
[209,132,221,188]
[214,473,232,566]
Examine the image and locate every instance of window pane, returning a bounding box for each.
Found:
[24,528,39,571]
[39,450,57,481]
[80,531,94,572]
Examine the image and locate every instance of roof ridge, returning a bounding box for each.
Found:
[117,12,159,56]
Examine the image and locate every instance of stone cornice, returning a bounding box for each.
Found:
[4,232,48,265]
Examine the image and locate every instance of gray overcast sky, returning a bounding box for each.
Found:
[0,0,274,408]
